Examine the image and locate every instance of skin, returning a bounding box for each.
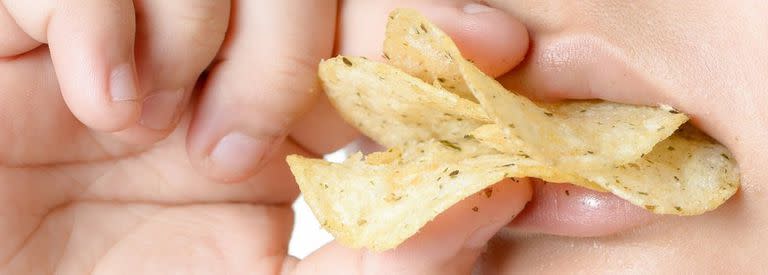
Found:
[0,0,765,274]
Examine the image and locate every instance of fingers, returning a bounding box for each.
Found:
[290,0,531,155]
[3,0,229,143]
[3,0,140,131]
[292,179,533,275]
[112,0,230,143]
[187,0,337,182]
[50,0,140,131]
[434,2,529,77]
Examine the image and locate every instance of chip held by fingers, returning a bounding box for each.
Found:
[286,9,740,251]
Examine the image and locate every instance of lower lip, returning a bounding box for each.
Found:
[506,178,658,237]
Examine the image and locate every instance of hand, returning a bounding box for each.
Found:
[0,1,534,274]
[0,0,335,182]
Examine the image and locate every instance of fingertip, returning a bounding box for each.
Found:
[107,74,196,145]
[138,88,186,130]
[68,96,141,133]
[187,117,285,183]
[130,0,229,142]
[46,0,143,132]
[207,132,272,182]
[60,62,142,132]
[426,2,530,77]
[109,63,141,101]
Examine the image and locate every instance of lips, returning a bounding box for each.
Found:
[506,179,657,237]
[498,35,669,107]
[498,35,667,237]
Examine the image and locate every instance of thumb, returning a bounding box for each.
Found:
[291,179,533,275]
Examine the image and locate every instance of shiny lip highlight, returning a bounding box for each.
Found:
[506,179,657,237]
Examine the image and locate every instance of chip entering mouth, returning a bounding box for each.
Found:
[287,9,740,251]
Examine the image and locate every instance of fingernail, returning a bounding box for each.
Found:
[463,2,496,14]
[465,223,501,249]
[140,89,184,130]
[210,132,267,176]
[110,64,139,101]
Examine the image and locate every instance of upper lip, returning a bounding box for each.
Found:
[498,34,669,107]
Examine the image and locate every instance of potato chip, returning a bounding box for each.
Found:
[463,64,688,169]
[385,9,689,169]
[383,9,476,101]
[288,139,582,251]
[584,125,739,214]
[287,9,740,251]
[319,56,491,148]
[473,123,739,214]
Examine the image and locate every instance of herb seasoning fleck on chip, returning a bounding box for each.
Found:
[449,170,460,178]
[342,57,353,66]
[439,140,462,151]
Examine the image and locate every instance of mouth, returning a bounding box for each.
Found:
[499,35,669,237]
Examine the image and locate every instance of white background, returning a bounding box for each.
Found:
[288,137,376,258]
[288,195,333,258]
